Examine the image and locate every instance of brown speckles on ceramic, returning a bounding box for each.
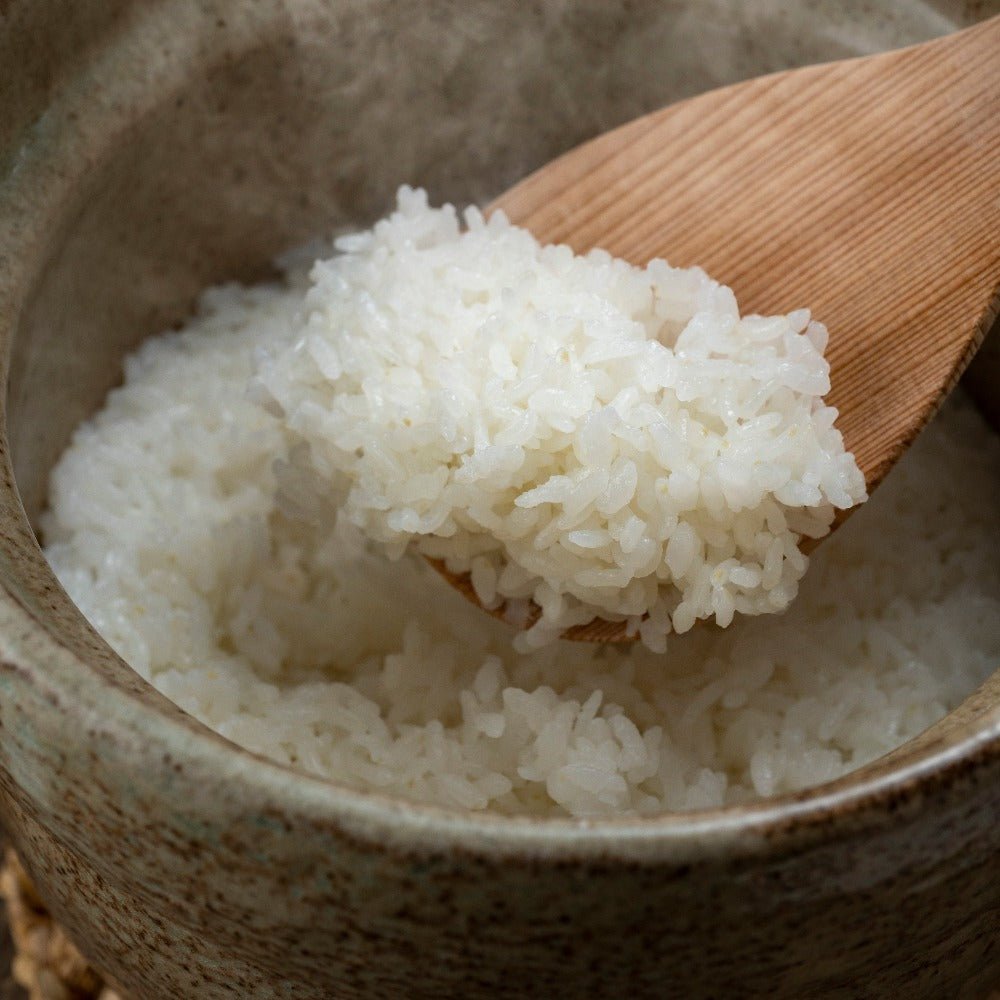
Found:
[0,1,999,997]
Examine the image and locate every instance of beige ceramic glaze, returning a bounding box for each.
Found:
[0,2,998,997]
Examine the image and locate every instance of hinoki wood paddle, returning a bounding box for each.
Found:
[434,17,1000,642]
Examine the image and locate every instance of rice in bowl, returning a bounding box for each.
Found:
[42,198,1000,819]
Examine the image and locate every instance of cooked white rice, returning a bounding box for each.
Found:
[42,225,999,818]
[255,188,866,651]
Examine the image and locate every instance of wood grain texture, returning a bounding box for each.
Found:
[440,17,1000,641]
[497,17,1000,484]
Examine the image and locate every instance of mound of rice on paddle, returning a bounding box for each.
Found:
[256,187,867,650]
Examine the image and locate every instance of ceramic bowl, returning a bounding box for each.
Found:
[0,2,998,997]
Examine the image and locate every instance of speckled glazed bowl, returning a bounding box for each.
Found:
[0,2,998,998]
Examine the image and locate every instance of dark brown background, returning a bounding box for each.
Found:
[0,831,25,1000]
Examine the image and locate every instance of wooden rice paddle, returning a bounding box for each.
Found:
[434,17,1000,642]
